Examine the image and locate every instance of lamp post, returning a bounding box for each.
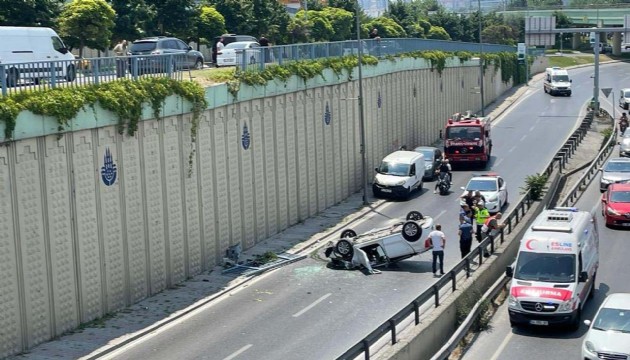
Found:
[356,0,368,205]
[478,0,485,116]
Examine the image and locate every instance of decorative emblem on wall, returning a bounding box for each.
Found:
[377,91,382,109]
[101,147,117,186]
[413,87,417,98]
[242,123,251,150]
[324,102,331,125]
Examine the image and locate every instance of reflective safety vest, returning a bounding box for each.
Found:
[475,208,490,224]
[482,215,497,233]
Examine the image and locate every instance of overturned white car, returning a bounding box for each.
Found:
[324,211,434,272]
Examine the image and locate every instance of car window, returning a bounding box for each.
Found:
[498,178,504,188]
[611,191,630,202]
[604,161,630,172]
[514,252,575,283]
[130,41,157,52]
[625,91,630,98]
[51,36,65,53]
[175,40,189,50]
[378,161,410,176]
[592,308,630,332]
[225,42,249,49]
[466,179,497,192]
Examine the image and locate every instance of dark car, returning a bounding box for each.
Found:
[212,34,257,64]
[413,146,443,180]
[128,37,204,74]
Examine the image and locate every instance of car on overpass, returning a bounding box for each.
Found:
[600,182,630,227]
[599,157,630,192]
[459,173,508,214]
[582,293,630,359]
[413,146,443,180]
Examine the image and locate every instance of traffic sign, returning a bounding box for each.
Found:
[601,88,612,98]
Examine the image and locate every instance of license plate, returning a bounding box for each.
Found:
[530,320,548,326]
[622,223,630,227]
[381,189,392,193]
[225,58,234,62]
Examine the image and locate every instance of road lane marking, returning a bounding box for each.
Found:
[494,158,503,167]
[489,332,512,360]
[223,344,253,360]
[508,146,516,153]
[529,125,535,132]
[293,293,331,317]
[519,135,527,142]
[434,210,447,220]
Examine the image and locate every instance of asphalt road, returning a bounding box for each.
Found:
[103,62,630,360]
[461,144,630,360]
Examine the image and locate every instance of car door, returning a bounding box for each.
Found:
[498,177,507,205]
[175,39,194,66]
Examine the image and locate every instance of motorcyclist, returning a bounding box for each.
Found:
[620,113,629,134]
[434,158,452,194]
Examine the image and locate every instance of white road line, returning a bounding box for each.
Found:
[293,293,331,318]
[223,344,253,360]
[519,134,527,142]
[508,146,516,153]
[489,332,512,360]
[434,209,447,220]
[494,158,503,167]
[529,125,535,132]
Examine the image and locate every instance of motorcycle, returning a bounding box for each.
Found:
[436,172,451,195]
[621,121,628,135]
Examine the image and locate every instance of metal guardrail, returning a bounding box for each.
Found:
[559,114,618,207]
[0,53,189,96]
[337,111,597,360]
[238,38,516,72]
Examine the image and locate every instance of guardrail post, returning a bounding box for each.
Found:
[433,285,440,307]
[413,300,420,325]
[259,49,265,71]
[50,61,57,89]
[507,217,512,233]
[451,271,457,291]
[490,236,495,254]
[93,59,100,85]
[500,228,505,243]
[362,339,370,360]
[515,208,520,223]
[131,57,138,80]
[389,319,397,344]
[465,259,471,278]
[478,247,483,265]
[0,65,7,96]
[167,54,173,77]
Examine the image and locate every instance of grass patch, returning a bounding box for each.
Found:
[547,54,612,68]
[194,67,237,87]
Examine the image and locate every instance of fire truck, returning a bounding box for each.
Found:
[443,111,492,168]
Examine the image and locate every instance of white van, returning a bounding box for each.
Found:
[543,67,572,96]
[506,207,599,330]
[372,150,424,199]
[0,27,76,87]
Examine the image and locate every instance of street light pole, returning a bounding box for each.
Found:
[356,0,368,205]
[478,0,485,116]
[594,33,600,115]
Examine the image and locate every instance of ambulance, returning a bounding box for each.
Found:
[505,207,599,329]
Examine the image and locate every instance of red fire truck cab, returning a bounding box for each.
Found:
[443,111,492,168]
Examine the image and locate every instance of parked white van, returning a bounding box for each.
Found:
[506,207,599,330]
[372,150,425,199]
[543,67,572,96]
[0,27,76,87]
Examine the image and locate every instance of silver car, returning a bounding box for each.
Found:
[582,293,630,360]
[620,132,630,157]
[600,157,630,192]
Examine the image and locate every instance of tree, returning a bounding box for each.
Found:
[427,25,451,40]
[208,0,255,36]
[193,5,226,49]
[250,0,291,43]
[482,24,517,44]
[109,0,155,43]
[0,0,64,27]
[365,17,407,38]
[321,7,353,41]
[295,10,334,42]
[58,0,116,56]
[145,0,196,39]
[288,14,311,43]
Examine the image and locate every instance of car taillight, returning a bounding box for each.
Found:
[217,52,222,55]
[151,51,160,54]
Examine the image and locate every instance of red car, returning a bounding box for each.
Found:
[601,183,630,227]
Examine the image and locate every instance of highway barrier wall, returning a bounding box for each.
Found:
[0,57,511,356]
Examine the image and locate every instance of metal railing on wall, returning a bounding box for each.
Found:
[237,38,516,72]
[0,53,188,97]
[338,111,596,360]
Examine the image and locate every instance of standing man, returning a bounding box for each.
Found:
[482,212,505,241]
[113,39,128,56]
[474,201,490,243]
[426,224,446,277]
[213,37,225,67]
[458,218,474,258]
[259,35,270,63]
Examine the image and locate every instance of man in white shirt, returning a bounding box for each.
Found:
[426,224,446,277]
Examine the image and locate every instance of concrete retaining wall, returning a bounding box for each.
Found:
[0,58,512,356]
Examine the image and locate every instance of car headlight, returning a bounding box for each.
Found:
[488,195,498,202]
[425,164,433,170]
[508,295,518,307]
[601,178,611,184]
[396,179,406,186]
[607,207,620,215]
[584,340,596,354]
[558,298,576,312]
[374,177,380,185]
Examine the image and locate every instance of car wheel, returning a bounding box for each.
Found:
[406,211,424,221]
[194,58,203,70]
[65,64,76,82]
[401,221,422,242]
[340,229,357,239]
[335,239,354,260]
[6,67,19,87]
[569,308,581,331]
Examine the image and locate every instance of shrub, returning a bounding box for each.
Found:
[521,172,549,201]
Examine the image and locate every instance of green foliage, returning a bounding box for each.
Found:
[321,7,354,41]
[109,0,156,43]
[58,0,116,56]
[0,0,64,27]
[521,172,549,201]
[144,0,197,40]
[427,25,451,40]
[194,6,226,46]
[252,251,278,266]
[481,52,519,84]
[482,25,518,45]
[365,17,407,38]
[600,127,614,150]
[0,78,207,144]
[456,290,492,332]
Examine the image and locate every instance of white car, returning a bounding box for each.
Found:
[216,41,261,67]
[324,211,434,270]
[582,293,630,359]
[460,173,508,213]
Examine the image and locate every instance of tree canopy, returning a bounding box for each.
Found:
[0,0,65,27]
[58,0,116,56]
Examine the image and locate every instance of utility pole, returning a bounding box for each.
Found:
[594,33,600,115]
[356,0,368,205]
[478,0,485,116]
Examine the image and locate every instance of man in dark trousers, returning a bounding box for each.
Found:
[458,217,474,258]
[259,35,270,63]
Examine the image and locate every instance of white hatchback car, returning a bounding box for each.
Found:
[460,173,508,213]
[582,293,630,359]
[216,41,261,67]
